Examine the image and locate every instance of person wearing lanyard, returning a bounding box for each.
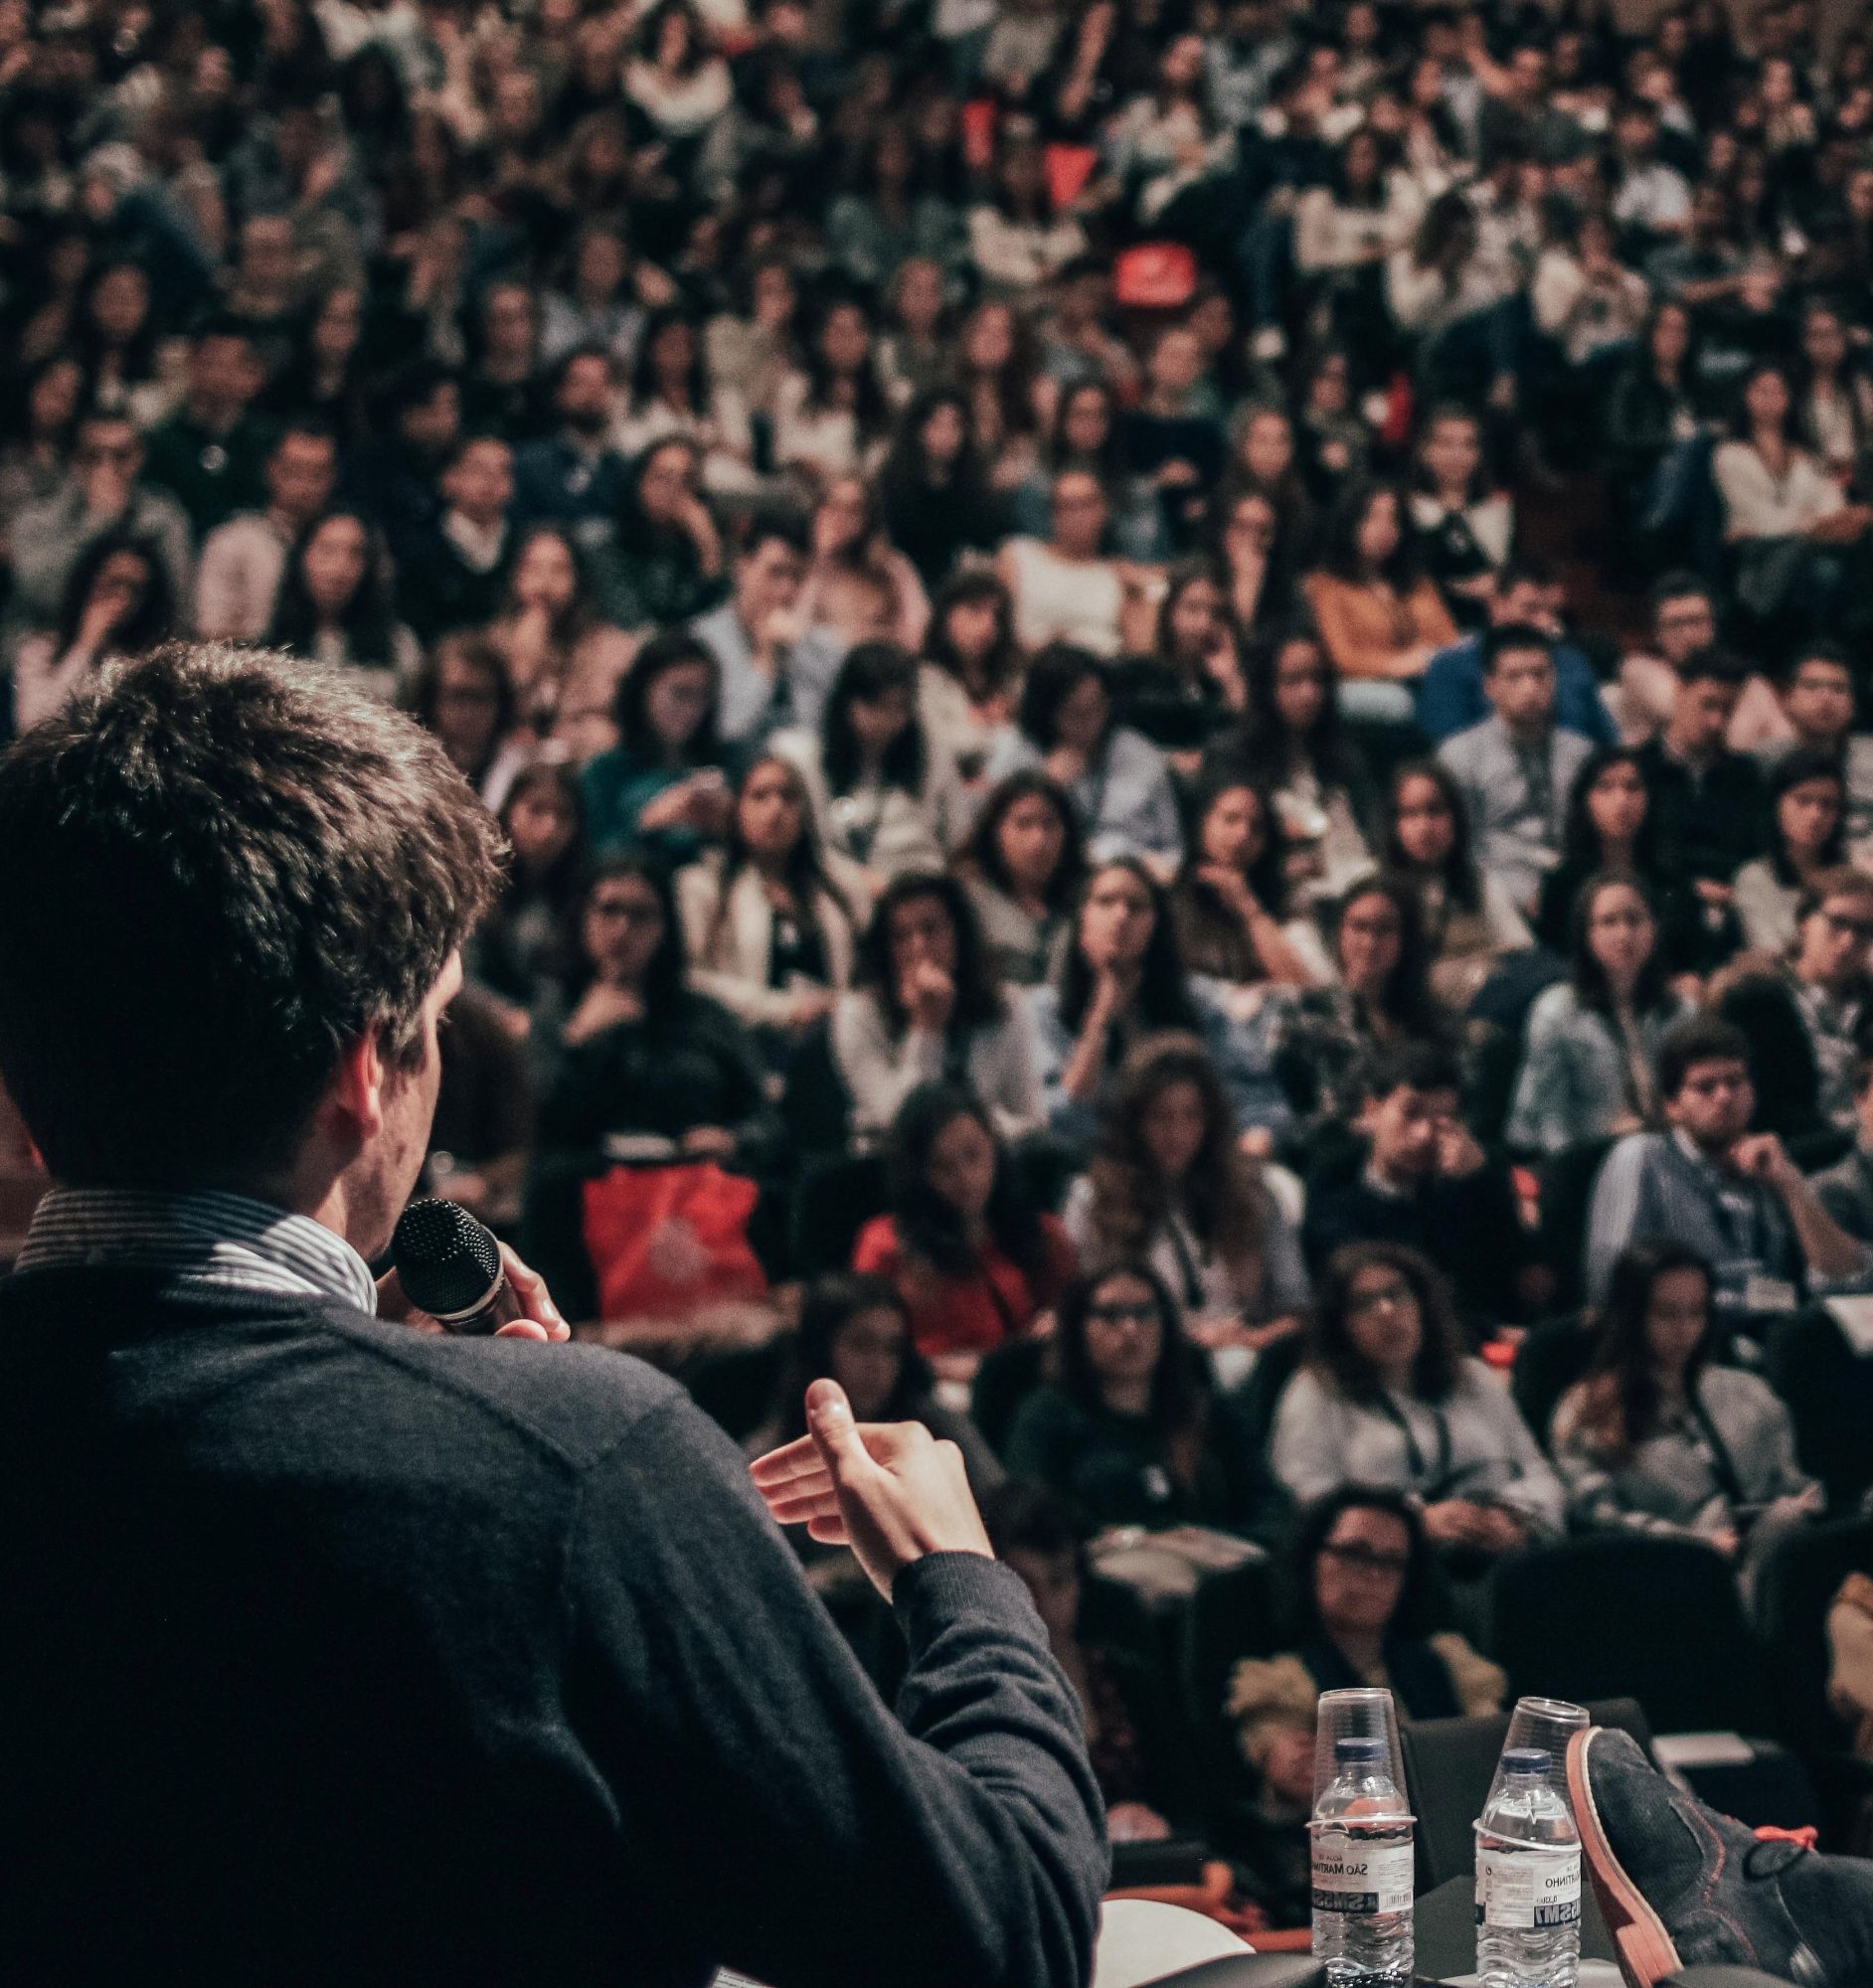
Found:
[1585,1012,1871,1318]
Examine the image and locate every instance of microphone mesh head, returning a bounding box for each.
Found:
[392,1198,502,1319]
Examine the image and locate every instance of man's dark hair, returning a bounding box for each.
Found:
[737,506,810,564]
[1655,1014,1752,1101]
[1673,643,1748,690]
[1785,639,1853,687]
[1649,570,1711,615]
[1359,1039,1461,1104]
[1481,621,1554,673]
[0,645,503,1188]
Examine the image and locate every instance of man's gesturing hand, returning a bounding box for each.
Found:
[749,1380,993,1599]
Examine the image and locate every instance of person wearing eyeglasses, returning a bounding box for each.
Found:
[1224,1485,1505,1927]
[1003,1263,1275,1536]
[1270,1241,1564,1560]
[1782,867,1873,1132]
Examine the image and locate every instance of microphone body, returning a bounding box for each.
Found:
[393,1199,525,1336]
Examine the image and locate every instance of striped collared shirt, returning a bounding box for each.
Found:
[16,1187,378,1315]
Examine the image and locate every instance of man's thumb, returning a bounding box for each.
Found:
[805,1378,866,1477]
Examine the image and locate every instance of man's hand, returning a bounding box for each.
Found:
[749,1380,993,1599]
[1731,1131,1796,1190]
[377,1242,569,1342]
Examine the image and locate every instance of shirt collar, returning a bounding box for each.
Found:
[16,1187,379,1315]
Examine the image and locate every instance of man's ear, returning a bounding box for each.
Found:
[323,1027,388,1149]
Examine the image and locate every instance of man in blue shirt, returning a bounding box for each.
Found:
[1419,558,1618,746]
[511,348,631,552]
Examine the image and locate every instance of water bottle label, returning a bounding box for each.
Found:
[1311,1835,1414,1916]
[1474,1847,1582,1930]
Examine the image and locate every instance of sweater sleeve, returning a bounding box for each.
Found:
[568,1396,1107,1988]
[1268,1368,1347,1506]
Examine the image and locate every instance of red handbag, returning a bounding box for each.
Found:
[580,1163,767,1320]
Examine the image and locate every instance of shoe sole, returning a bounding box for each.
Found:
[1566,1729,1684,1988]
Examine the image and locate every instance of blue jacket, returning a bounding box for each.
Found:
[1419,634,1618,746]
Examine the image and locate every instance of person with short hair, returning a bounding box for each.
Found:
[1584,1013,1869,1313]
[1783,866,1873,1131]
[1300,1039,1529,1334]
[193,419,340,642]
[0,644,1106,1983]
[1755,643,1873,847]
[142,318,272,535]
[397,431,518,639]
[1437,620,1594,912]
[691,508,843,746]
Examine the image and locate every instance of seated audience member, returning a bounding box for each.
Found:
[470,761,587,1040]
[1783,867,1873,1132]
[193,419,339,642]
[265,509,423,699]
[833,872,1043,1143]
[1634,646,1764,973]
[1585,1014,1870,1316]
[853,1082,1075,1382]
[919,568,1024,780]
[1382,760,1532,1012]
[1028,859,1290,1144]
[397,434,518,642]
[1408,404,1514,629]
[690,510,841,747]
[1533,746,1699,967]
[1065,1035,1308,1362]
[676,754,864,1056]
[1753,643,1873,846]
[486,526,636,761]
[1614,573,1782,750]
[1112,560,1251,760]
[1419,561,1618,746]
[12,533,178,734]
[1227,1487,1506,1923]
[406,634,529,812]
[1270,1242,1565,1550]
[592,439,728,636]
[1302,1042,1529,1335]
[1552,1242,1821,1565]
[958,771,1087,988]
[750,1272,1003,1547]
[1436,623,1592,915]
[1211,624,1377,904]
[772,642,969,887]
[1170,769,1326,989]
[1509,877,1693,1157]
[983,644,1184,869]
[1301,479,1458,685]
[524,854,781,1319]
[1004,1263,1272,1537]
[995,469,1145,660]
[425,976,535,1234]
[1733,750,1849,956]
[985,1480,1204,1844]
[580,631,733,864]
[1278,879,1456,1145]
[1813,1054,1873,1250]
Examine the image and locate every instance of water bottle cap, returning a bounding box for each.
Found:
[1334,1736,1386,1763]
[1502,1746,1552,1775]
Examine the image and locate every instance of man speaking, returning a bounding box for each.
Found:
[0,646,1105,1984]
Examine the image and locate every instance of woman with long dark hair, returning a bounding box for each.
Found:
[852,1081,1075,1377]
[487,525,634,758]
[1211,483,1297,643]
[1733,746,1848,954]
[919,568,1023,780]
[1551,1241,1818,1559]
[772,292,895,486]
[404,631,529,809]
[1064,1034,1308,1356]
[1300,479,1456,684]
[832,871,1042,1142]
[265,508,420,694]
[1110,559,1250,760]
[878,388,1002,592]
[471,759,588,1021]
[579,629,732,863]
[1508,876,1693,1156]
[1270,1241,1563,1550]
[1382,758,1531,1010]
[1026,858,1290,1141]
[592,438,728,633]
[1004,1261,1267,1534]
[1212,624,1377,903]
[957,771,1087,987]
[1170,768,1323,989]
[773,642,968,884]
[676,753,863,1052]
[11,531,177,733]
[1533,746,1667,955]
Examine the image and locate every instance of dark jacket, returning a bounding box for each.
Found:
[0,1266,1107,1984]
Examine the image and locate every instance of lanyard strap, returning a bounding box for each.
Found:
[1375,1391,1452,1494]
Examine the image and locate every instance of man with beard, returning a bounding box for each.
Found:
[513,347,632,552]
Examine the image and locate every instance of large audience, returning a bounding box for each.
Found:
[2,0,1873,1918]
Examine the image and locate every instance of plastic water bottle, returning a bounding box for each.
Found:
[1311,1735,1415,1987]
[1474,1747,1582,1988]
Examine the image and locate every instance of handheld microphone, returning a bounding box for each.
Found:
[391,1198,525,1336]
